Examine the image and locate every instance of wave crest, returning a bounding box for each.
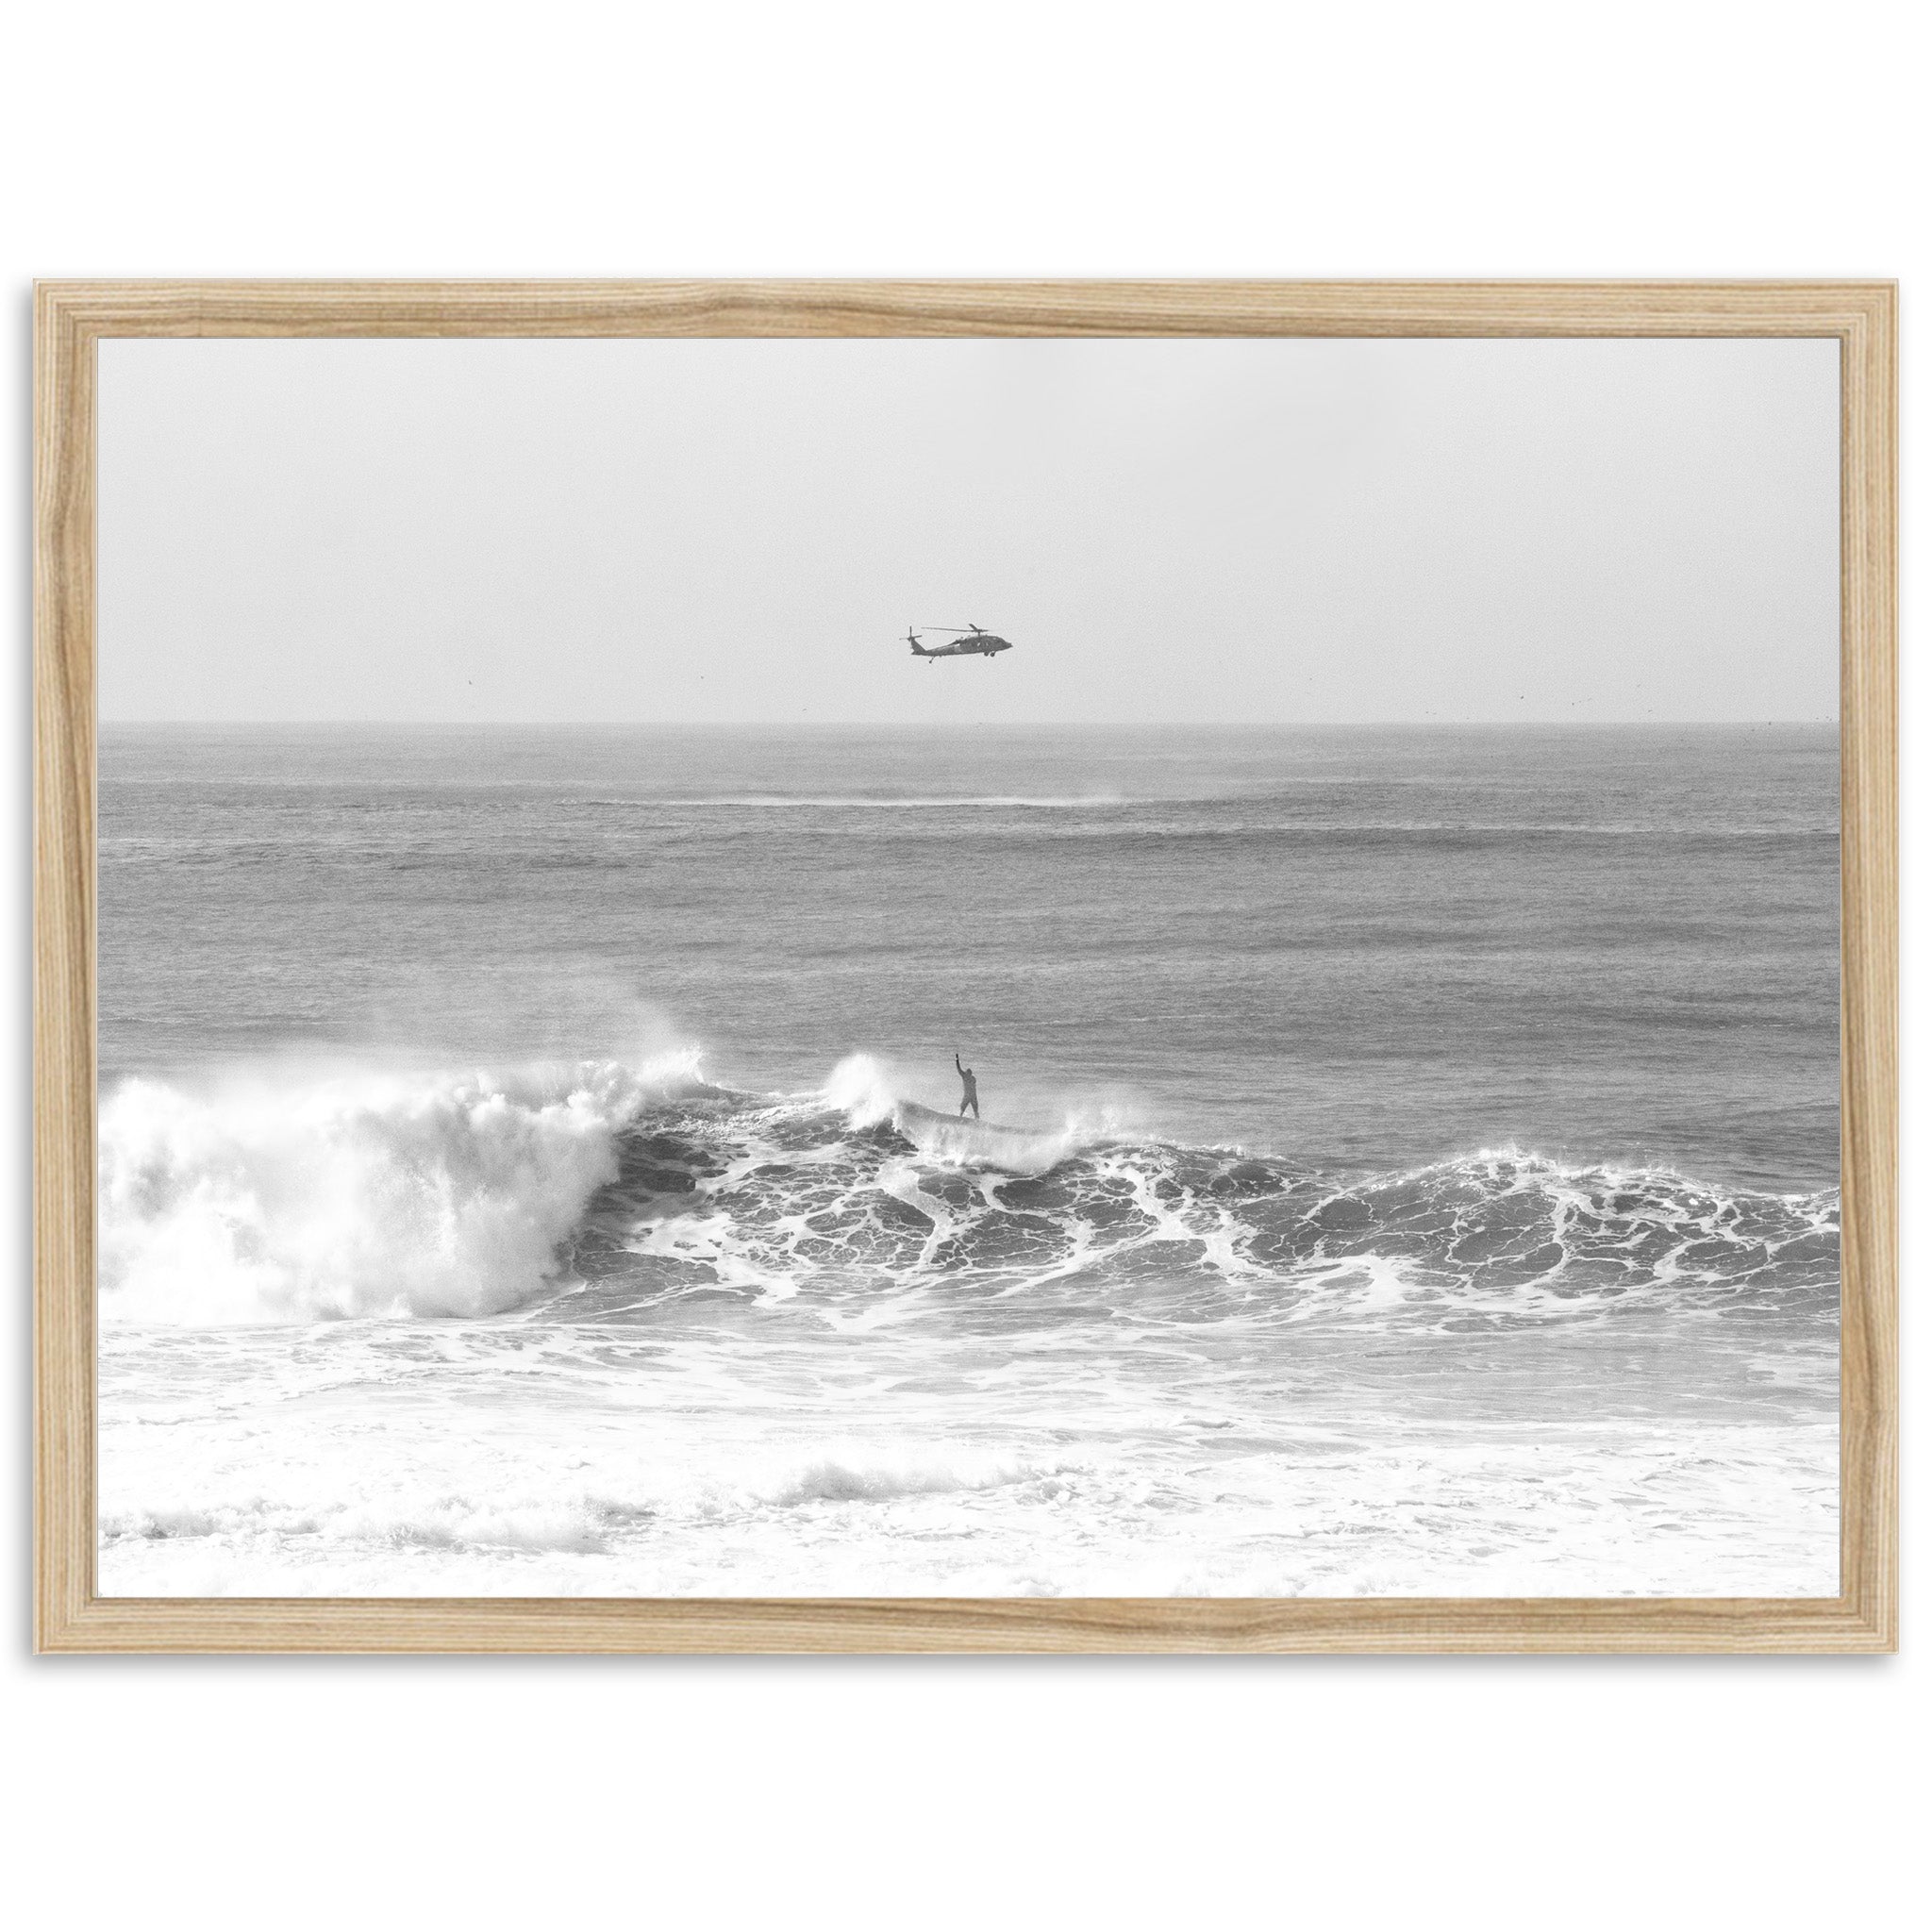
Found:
[554,1108,1840,1331]
[99,1054,1839,1330]
[99,1058,699,1324]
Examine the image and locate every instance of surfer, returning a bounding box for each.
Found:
[955,1053,979,1120]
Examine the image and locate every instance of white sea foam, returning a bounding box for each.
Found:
[98,1058,689,1324]
[95,1311,1841,1598]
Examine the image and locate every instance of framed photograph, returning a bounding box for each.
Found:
[34,280,1895,1653]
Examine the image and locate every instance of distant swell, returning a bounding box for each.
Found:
[586,794,1126,810]
[100,1051,1840,1329]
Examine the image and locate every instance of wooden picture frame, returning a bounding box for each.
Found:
[34,279,1897,1653]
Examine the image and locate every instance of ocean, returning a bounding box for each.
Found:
[96,723,1841,1596]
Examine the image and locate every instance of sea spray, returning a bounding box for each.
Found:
[98,1059,668,1324]
[822,1051,899,1126]
[824,1052,1128,1173]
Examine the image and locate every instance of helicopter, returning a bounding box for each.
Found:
[903,623,1014,663]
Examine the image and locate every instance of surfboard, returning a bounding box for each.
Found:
[891,1099,1072,1171]
[894,1098,1014,1133]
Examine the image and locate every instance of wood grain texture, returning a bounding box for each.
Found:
[32,281,1898,1654]
[34,284,98,1657]
[17,279,1906,341]
[1834,289,1900,1652]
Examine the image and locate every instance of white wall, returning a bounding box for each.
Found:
[4,5,1921,1925]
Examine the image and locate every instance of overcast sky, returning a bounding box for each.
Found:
[99,335,1840,725]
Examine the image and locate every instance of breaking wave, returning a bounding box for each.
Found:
[98,1054,711,1324]
[99,1050,1840,1330]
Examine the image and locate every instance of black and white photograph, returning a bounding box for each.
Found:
[12,0,1930,1924]
[94,332,1842,1600]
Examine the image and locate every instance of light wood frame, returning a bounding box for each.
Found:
[34,280,1897,1653]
